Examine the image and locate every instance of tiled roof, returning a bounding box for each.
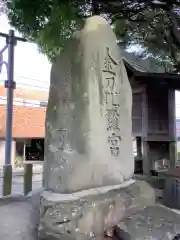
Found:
[120,48,166,73]
[0,85,47,138]
[0,105,46,138]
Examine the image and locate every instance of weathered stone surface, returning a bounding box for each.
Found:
[0,183,176,240]
[44,15,134,193]
[0,195,39,240]
[39,180,155,240]
[28,187,44,210]
[117,205,180,240]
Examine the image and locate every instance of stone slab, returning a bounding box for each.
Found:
[117,205,180,240]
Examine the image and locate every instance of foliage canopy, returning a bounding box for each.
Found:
[3,0,180,72]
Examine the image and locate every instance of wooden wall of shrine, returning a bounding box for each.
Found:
[130,75,176,175]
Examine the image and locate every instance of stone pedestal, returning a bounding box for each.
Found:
[38,180,155,240]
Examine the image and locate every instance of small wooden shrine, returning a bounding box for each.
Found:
[122,50,180,175]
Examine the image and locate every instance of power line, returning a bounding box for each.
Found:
[0,80,49,90]
[0,71,50,84]
[17,75,50,84]
[0,97,47,107]
[16,82,49,89]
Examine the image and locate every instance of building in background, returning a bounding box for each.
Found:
[0,84,48,167]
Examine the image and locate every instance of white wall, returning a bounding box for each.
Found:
[0,140,16,167]
[177,141,180,152]
[176,91,180,118]
[0,140,5,166]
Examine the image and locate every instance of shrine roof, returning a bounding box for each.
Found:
[120,48,180,89]
[120,48,165,73]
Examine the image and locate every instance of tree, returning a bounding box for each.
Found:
[3,0,180,72]
[113,5,180,72]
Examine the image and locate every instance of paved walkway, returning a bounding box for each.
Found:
[0,195,39,240]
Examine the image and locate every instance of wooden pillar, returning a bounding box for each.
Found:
[23,141,25,161]
[141,87,150,175]
[169,142,177,168]
[136,137,142,159]
[168,89,176,168]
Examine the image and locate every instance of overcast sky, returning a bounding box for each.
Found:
[0,13,180,118]
[0,13,51,90]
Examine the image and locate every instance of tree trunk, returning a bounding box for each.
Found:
[92,0,99,15]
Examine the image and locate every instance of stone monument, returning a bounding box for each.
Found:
[38,16,154,240]
[44,16,134,193]
[0,15,178,240]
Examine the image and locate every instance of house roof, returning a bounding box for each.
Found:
[0,105,46,138]
[120,49,180,90]
[0,85,47,139]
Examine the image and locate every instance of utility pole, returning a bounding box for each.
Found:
[0,30,27,196]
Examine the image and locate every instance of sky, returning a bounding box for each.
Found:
[0,13,180,117]
[0,13,51,91]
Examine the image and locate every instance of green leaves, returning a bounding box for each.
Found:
[35,3,83,60]
[112,6,180,73]
[6,0,84,60]
[4,0,180,72]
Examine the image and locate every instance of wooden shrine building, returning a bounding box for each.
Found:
[121,49,180,176]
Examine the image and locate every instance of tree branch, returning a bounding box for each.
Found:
[91,0,100,15]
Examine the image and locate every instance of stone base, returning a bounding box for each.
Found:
[0,191,180,240]
[116,205,180,240]
[38,179,155,240]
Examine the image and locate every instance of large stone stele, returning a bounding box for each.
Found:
[39,15,134,239]
[44,15,134,194]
